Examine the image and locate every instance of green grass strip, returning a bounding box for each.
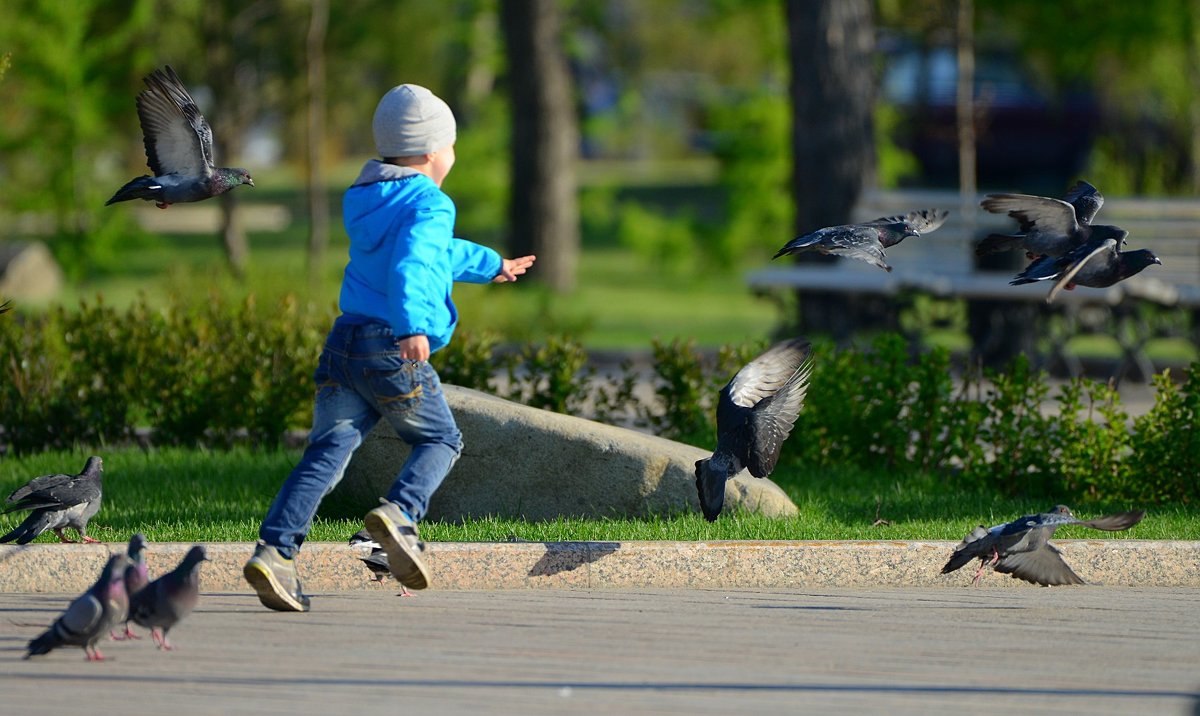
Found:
[1,447,1196,543]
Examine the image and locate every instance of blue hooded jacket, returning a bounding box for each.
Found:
[339,160,502,353]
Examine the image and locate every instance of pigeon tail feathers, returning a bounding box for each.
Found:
[106,176,163,205]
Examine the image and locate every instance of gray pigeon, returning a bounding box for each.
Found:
[1,456,104,544]
[772,209,949,272]
[112,533,150,640]
[979,182,1124,258]
[128,545,208,650]
[695,338,813,521]
[349,529,413,597]
[26,554,129,661]
[942,505,1145,586]
[1010,237,1161,303]
[106,66,253,208]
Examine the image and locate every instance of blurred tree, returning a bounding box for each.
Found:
[784,0,877,340]
[305,0,329,283]
[500,0,580,293]
[0,0,154,277]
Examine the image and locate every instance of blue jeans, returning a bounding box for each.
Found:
[259,318,463,558]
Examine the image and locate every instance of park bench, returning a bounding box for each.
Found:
[747,188,1200,381]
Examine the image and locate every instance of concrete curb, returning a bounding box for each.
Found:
[1,540,1197,593]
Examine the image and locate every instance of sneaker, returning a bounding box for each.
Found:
[243,542,311,612]
[364,499,431,590]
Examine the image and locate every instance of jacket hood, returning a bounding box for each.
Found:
[344,160,427,252]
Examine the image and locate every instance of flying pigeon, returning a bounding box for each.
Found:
[772,209,949,272]
[26,554,129,661]
[978,181,1123,259]
[1010,237,1161,303]
[695,338,813,521]
[1,456,104,544]
[128,545,208,650]
[106,65,253,209]
[942,505,1145,586]
[112,533,150,641]
[349,529,413,597]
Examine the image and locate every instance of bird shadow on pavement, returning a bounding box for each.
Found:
[528,542,619,578]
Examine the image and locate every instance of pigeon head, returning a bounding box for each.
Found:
[694,458,728,522]
[84,456,103,473]
[127,533,147,561]
[181,545,209,569]
[1119,249,1161,278]
[1051,505,1074,518]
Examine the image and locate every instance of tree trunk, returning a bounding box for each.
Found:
[203,0,254,281]
[305,0,330,284]
[784,0,875,339]
[499,0,580,293]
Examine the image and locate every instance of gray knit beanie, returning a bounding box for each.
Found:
[372,84,457,157]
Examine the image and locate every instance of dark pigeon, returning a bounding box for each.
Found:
[695,338,813,521]
[1,456,104,544]
[979,182,1124,258]
[26,554,129,661]
[106,66,253,209]
[349,529,413,597]
[128,545,208,650]
[112,534,150,641]
[943,505,1145,586]
[1010,237,1161,303]
[772,209,949,272]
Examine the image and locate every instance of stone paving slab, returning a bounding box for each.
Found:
[1,539,1197,593]
[0,588,1198,715]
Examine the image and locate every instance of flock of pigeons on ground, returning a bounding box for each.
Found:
[0,66,1152,661]
[0,458,207,660]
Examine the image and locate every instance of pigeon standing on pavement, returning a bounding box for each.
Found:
[106,65,253,209]
[942,505,1146,586]
[128,545,208,650]
[26,554,129,661]
[1,456,104,544]
[349,529,413,597]
[695,338,813,521]
[979,181,1125,259]
[1010,237,1161,303]
[772,209,949,272]
[112,533,150,640]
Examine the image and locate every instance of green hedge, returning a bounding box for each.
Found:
[1,298,1197,504]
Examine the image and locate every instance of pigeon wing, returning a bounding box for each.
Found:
[1046,238,1118,303]
[136,66,215,177]
[866,208,949,235]
[1062,180,1104,225]
[5,473,97,512]
[58,592,105,639]
[823,227,893,269]
[994,543,1085,586]
[726,339,814,477]
[981,194,1080,237]
[1075,510,1146,531]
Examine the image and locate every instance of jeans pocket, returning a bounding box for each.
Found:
[364,362,425,416]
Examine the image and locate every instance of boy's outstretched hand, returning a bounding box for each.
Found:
[494,255,536,283]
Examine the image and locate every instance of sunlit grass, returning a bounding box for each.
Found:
[2,447,1193,544]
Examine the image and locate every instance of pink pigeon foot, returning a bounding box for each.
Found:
[111,625,140,641]
[397,585,414,597]
[151,628,175,651]
[85,646,108,661]
[81,536,101,544]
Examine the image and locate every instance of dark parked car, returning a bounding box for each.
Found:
[880,42,1099,190]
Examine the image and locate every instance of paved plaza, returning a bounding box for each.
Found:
[1,587,1198,715]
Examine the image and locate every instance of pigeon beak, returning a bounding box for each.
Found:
[246,178,256,187]
[1153,256,1162,265]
